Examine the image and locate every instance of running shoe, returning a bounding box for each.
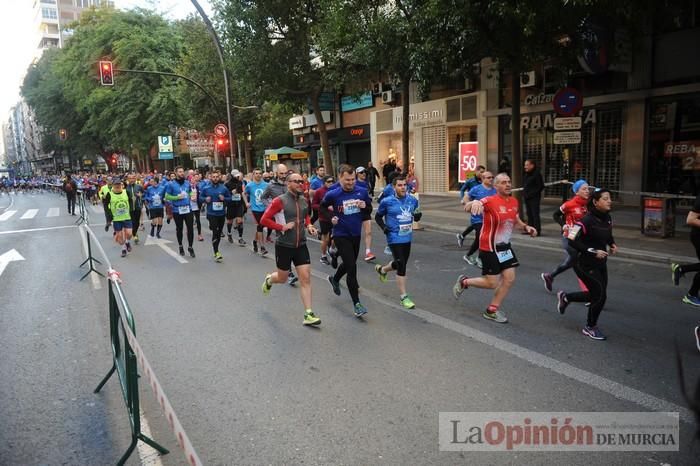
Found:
[582,326,606,340]
[463,254,477,266]
[695,326,700,352]
[483,310,508,323]
[456,233,464,248]
[354,302,368,317]
[401,295,416,309]
[320,255,331,266]
[125,242,132,252]
[375,264,388,283]
[682,295,700,306]
[179,246,185,256]
[133,235,139,244]
[452,274,467,299]
[188,247,196,258]
[288,273,299,286]
[105,224,110,232]
[261,274,272,295]
[214,251,223,263]
[156,233,161,239]
[556,291,568,315]
[238,238,246,247]
[227,234,234,244]
[330,250,338,269]
[303,311,321,326]
[541,273,553,293]
[260,246,269,256]
[121,249,127,258]
[671,263,682,286]
[364,252,376,262]
[328,275,341,296]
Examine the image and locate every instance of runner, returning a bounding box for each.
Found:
[374,175,422,309]
[144,176,165,238]
[200,169,231,262]
[63,174,78,216]
[555,188,618,340]
[262,164,298,285]
[126,173,144,244]
[541,179,590,292]
[225,170,247,246]
[671,192,700,307]
[99,177,113,231]
[355,167,376,262]
[456,165,485,247]
[452,173,537,323]
[244,168,270,256]
[104,178,133,258]
[260,172,321,326]
[164,166,196,258]
[461,170,496,268]
[190,172,204,242]
[321,164,374,317]
[311,175,335,265]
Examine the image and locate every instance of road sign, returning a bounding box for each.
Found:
[214,124,228,137]
[158,135,174,160]
[553,87,583,117]
[553,117,582,131]
[0,249,24,277]
[553,131,582,145]
[458,142,479,183]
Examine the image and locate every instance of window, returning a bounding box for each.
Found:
[41,7,58,20]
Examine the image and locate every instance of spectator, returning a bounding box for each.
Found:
[523,159,545,236]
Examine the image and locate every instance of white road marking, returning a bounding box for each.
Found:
[47,207,60,217]
[309,269,694,424]
[0,248,25,277]
[144,235,188,264]
[79,225,102,290]
[20,209,38,219]
[0,210,17,221]
[0,225,76,235]
[137,409,165,466]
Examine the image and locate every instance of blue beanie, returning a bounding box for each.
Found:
[572,179,587,194]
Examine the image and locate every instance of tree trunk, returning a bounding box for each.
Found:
[311,88,333,174]
[401,76,411,173]
[510,71,522,209]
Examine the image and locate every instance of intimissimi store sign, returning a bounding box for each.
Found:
[511,108,597,130]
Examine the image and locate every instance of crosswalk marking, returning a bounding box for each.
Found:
[20,209,39,219]
[0,210,17,221]
[47,208,59,217]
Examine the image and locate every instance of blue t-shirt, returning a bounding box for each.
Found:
[145,185,165,208]
[310,177,324,190]
[322,186,373,238]
[377,194,420,244]
[200,182,231,216]
[245,180,269,212]
[467,184,497,224]
[165,179,192,209]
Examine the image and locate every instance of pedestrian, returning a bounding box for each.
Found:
[355,166,375,262]
[523,159,545,236]
[105,178,134,258]
[541,179,590,292]
[63,174,77,216]
[312,175,336,265]
[461,171,496,267]
[452,173,537,323]
[366,161,380,198]
[200,169,231,262]
[260,172,321,326]
[322,164,373,317]
[556,188,618,341]
[164,166,196,258]
[243,168,270,256]
[382,154,397,185]
[309,165,326,225]
[374,175,422,309]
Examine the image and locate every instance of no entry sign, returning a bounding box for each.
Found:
[553,88,583,117]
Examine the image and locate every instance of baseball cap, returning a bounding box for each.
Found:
[356,166,366,173]
[231,169,240,176]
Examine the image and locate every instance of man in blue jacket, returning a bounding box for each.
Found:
[200,169,231,262]
[164,166,195,257]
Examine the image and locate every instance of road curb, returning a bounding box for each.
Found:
[420,221,696,265]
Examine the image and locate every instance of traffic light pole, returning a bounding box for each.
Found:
[190,0,237,171]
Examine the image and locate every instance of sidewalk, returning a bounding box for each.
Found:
[417,194,696,264]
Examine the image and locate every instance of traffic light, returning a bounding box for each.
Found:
[99,61,114,86]
[110,154,118,167]
[58,128,67,141]
[217,138,228,150]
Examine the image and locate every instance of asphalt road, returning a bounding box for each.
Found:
[1,191,699,465]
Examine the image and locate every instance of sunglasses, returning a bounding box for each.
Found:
[288,179,303,184]
[325,180,335,183]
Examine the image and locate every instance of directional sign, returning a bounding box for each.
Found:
[553,131,582,145]
[145,235,188,263]
[553,87,583,117]
[214,124,228,137]
[0,248,25,277]
[553,116,582,131]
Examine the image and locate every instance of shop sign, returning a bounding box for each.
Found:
[290,152,308,160]
[458,142,479,183]
[341,92,374,112]
[663,140,700,170]
[553,117,582,131]
[83,159,93,166]
[524,93,555,105]
[303,111,332,127]
[395,109,444,127]
[517,108,596,130]
[289,116,305,130]
[186,138,215,154]
[553,131,582,145]
[268,153,278,161]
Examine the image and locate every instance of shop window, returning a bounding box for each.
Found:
[423,126,447,192]
[446,99,461,122]
[448,126,477,190]
[461,96,477,119]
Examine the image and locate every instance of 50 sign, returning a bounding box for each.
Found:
[458,142,479,183]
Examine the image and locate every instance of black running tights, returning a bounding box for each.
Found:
[567,264,608,327]
[173,211,194,247]
[333,236,361,304]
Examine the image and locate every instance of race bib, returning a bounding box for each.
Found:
[151,195,162,207]
[212,201,224,211]
[231,194,241,201]
[115,207,128,217]
[398,223,412,236]
[567,224,582,240]
[342,199,360,215]
[496,249,514,263]
[190,200,199,210]
[178,205,191,215]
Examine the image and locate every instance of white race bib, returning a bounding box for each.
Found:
[342,199,360,215]
[567,224,582,240]
[178,205,191,215]
[212,201,224,211]
[151,195,162,207]
[115,207,128,217]
[398,223,412,236]
[231,194,241,201]
[496,249,514,263]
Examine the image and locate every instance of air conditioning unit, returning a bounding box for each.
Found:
[381,90,394,104]
[372,82,384,95]
[520,71,536,88]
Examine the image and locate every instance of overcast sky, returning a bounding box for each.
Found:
[0,0,212,156]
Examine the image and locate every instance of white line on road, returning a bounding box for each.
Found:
[144,236,188,264]
[309,269,694,424]
[79,225,102,290]
[0,224,76,235]
[46,207,59,217]
[20,209,38,219]
[0,210,17,221]
[137,409,165,466]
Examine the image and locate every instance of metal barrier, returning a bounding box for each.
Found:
[94,274,169,465]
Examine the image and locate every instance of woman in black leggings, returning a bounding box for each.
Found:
[555,188,618,341]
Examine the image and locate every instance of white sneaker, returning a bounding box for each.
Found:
[483,310,508,323]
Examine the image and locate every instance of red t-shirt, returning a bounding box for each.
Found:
[478,194,520,252]
[560,195,588,236]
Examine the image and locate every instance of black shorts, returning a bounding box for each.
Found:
[479,244,519,276]
[226,201,244,220]
[252,211,264,224]
[275,244,311,271]
[389,242,411,276]
[149,208,164,218]
[319,221,332,235]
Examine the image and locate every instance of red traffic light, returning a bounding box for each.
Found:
[99,61,114,86]
[59,128,67,141]
[217,138,228,147]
